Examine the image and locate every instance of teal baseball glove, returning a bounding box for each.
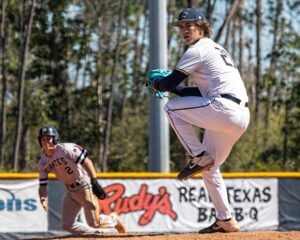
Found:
[146,69,172,99]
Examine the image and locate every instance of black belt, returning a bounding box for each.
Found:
[220,94,248,107]
[66,181,80,188]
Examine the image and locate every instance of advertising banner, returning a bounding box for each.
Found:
[98,178,278,232]
[0,179,47,232]
[0,178,278,233]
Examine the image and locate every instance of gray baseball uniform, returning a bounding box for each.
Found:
[38,143,117,234]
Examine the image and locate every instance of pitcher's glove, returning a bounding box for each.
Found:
[91,178,107,200]
[145,69,172,99]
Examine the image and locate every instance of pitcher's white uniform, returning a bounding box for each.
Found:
[164,38,250,220]
[38,143,117,234]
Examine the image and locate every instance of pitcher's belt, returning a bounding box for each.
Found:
[220,94,248,107]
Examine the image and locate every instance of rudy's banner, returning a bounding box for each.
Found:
[0,179,47,232]
[97,178,278,232]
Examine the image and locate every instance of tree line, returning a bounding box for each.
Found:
[0,0,299,173]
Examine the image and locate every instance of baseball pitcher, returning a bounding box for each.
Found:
[146,7,250,233]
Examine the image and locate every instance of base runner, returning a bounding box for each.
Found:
[37,126,126,235]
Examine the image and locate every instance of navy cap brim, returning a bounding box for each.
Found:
[172,19,201,26]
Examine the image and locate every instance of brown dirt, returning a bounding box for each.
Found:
[29,231,300,240]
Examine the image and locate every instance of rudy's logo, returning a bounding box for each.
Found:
[99,183,177,225]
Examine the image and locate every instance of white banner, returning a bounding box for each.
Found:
[0,179,47,232]
[98,178,278,232]
[0,178,278,233]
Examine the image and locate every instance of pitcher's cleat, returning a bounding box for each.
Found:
[111,212,127,234]
[198,218,240,233]
[177,151,215,180]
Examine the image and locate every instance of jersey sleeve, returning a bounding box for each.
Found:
[175,47,201,74]
[170,85,202,97]
[65,143,88,165]
[156,69,189,92]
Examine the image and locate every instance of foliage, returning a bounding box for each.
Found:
[0,0,299,172]
[109,103,149,172]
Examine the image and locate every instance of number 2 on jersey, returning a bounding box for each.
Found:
[65,166,73,174]
[215,47,236,68]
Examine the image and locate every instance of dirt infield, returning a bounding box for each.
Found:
[30,231,300,240]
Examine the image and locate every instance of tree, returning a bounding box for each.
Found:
[102,0,126,171]
[13,0,36,171]
[0,0,298,173]
[262,0,283,146]
[0,0,8,168]
[214,0,241,43]
[254,0,262,123]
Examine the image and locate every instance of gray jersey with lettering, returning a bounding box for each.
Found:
[38,143,90,187]
[37,143,120,234]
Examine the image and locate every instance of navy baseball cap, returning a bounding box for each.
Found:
[173,8,205,26]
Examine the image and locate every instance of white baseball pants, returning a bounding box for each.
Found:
[165,96,250,220]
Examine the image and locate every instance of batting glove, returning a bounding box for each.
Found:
[91,178,107,200]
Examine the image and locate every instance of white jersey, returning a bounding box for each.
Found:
[176,38,248,101]
[38,143,90,186]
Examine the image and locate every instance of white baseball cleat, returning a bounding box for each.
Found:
[93,228,118,234]
[111,212,127,234]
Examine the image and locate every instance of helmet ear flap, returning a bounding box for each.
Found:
[53,136,58,145]
[38,135,58,147]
